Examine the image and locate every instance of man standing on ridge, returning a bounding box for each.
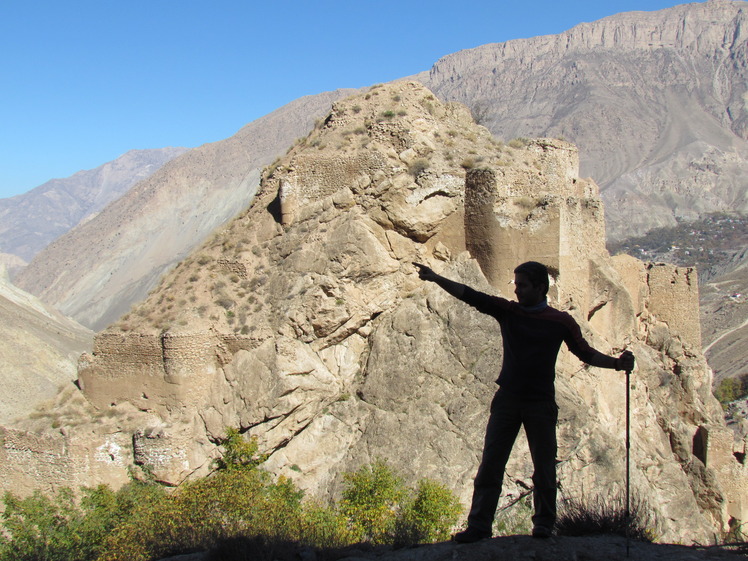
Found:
[413,260,634,542]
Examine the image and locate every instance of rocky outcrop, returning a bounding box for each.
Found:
[7,82,746,544]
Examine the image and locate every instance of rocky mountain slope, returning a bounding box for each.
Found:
[14,90,355,330]
[702,247,748,383]
[416,0,748,242]
[6,82,744,546]
[13,1,748,340]
[0,147,188,268]
[0,266,92,425]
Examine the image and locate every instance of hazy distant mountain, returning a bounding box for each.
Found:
[0,147,189,266]
[0,266,92,425]
[417,0,748,242]
[15,90,355,330]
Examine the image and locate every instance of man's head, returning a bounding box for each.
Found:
[513,261,550,306]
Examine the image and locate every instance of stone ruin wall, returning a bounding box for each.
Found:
[463,140,607,314]
[646,263,702,349]
[279,152,386,225]
[697,425,748,522]
[0,427,76,496]
[78,331,222,411]
[0,426,132,498]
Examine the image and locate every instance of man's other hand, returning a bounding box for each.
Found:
[617,350,635,372]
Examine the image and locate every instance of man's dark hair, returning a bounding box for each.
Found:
[514,261,550,296]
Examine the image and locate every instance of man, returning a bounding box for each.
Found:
[414,261,634,542]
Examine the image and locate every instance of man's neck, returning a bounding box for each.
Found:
[519,299,548,313]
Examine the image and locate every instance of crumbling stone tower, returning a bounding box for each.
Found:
[463,140,607,315]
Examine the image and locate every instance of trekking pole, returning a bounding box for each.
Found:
[625,365,632,558]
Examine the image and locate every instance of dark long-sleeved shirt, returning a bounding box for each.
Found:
[459,286,597,400]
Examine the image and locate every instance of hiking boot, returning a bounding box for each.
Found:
[453,527,491,543]
[532,525,552,538]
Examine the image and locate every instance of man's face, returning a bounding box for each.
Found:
[514,272,545,306]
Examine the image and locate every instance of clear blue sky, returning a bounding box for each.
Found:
[1,0,690,199]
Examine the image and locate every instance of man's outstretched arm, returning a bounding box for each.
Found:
[413,262,466,299]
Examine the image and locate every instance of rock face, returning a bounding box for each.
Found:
[416,0,748,242]
[7,82,746,544]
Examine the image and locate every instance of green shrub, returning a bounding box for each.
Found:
[99,468,272,561]
[214,427,267,471]
[714,375,748,405]
[340,459,405,543]
[0,437,462,561]
[393,479,462,546]
[0,482,164,561]
[340,459,462,546]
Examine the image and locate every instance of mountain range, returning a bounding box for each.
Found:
[5,1,746,339]
[416,0,748,242]
[0,147,188,270]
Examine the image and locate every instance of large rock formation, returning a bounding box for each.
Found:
[7,82,746,544]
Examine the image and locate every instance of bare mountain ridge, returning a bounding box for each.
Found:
[417,0,748,241]
[0,147,189,267]
[16,1,748,337]
[15,90,356,330]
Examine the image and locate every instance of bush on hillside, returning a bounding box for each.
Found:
[0,431,463,561]
[0,481,164,561]
[339,458,406,543]
[393,478,463,546]
[714,374,748,406]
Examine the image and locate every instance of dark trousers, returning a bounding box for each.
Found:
[467,389,559,533]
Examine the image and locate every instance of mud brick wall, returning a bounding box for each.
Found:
[646,263,701,348]
[279,153,386,225]
[79,332,220,410]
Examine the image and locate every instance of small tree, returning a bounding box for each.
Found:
[214,427,267,471]
[340,459,406,543]
[394,479,463,545]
